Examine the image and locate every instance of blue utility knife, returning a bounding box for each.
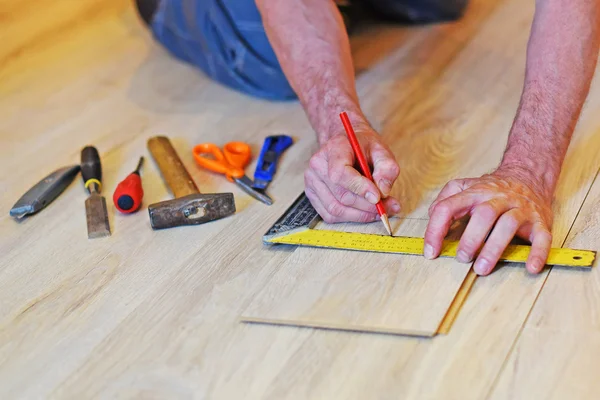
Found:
[252,135,293,191]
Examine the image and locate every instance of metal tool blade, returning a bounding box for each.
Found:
[85,193,111,238]
[235,176,273,206]
[148,193,236,230]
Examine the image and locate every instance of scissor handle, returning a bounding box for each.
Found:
[192,142,249,181]
[223,142,251,168]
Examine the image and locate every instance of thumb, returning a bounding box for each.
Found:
[370,142,400,197]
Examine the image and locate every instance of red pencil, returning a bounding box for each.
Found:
[339,111,392,236]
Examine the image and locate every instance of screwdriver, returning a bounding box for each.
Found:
[113,157,144,214]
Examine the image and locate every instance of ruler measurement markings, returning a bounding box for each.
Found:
[265,193,596,268]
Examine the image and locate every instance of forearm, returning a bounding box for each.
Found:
[500,0,600,198]
[256,0,365,144]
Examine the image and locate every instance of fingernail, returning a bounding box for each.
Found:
[474,258,490,275]
[424,244,434,260]
[456,250,470,263]
[392,202,401,214]
[530,261,543,274]
[366,192,379,204]
[379,180,392,196]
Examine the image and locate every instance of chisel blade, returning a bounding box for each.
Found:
[85,193,111,238]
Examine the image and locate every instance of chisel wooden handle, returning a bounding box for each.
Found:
[81,146,103,194]
[147,136,199,198]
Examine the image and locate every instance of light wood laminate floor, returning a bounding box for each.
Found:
[1,0,599,398]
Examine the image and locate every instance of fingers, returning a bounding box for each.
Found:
[456,201,511,263]
[525,225,552,274]
[370,142,400,197]
[330,182,401,214]
[305,170,379,224]
[424,193,475,259]
[326,145,381,204]
[473,209,523,275]
[428,179,467,217]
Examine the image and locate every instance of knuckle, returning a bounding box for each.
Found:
[326,201,344,217]
[338,190,357,206]
[448,179,461,190]
[483,244,503,258]
[308,156,321,172]
[357,213,376,223]
[474,203,498,221]
[322,214,336,224]
[460,237,478,253]
[346,178,365,195]
[432,202,451,217]
[328,166,345,184]
[538,228,552,241]
[304,169,312,184]
[391,164,400,177]
[503,214,521,230]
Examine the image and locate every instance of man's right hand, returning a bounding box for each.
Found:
[304,126,401,224]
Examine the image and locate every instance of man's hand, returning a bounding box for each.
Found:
[305,126,401,224]
[424,167,554,275]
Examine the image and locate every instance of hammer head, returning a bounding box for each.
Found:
[148,193,236,230]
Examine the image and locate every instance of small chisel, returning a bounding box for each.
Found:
[81,146,111,238]
[10,165,81,219]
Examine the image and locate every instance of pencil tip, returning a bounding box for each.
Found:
[380,214,392,236]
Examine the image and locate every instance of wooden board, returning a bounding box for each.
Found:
[243,218,472,337]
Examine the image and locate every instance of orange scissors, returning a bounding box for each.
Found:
[192,141,273,205]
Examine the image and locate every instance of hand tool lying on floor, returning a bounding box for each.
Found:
[147,136,236,229]
[263,192,597,268]
[340,111,392,236]
[113,156,144,214]
[251,134,293,194]
[193,141,273,205]
[82,146,111,239]
[10,165,80,219]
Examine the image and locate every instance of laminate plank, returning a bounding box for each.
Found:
[243,218,471,337]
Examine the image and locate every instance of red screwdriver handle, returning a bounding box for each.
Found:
[113,173,144,213]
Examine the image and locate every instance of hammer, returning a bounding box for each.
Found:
[147,136,236,229]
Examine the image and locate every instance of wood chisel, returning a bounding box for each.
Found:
[263,193,597,269]
[10,165,81,219]
[81,146,111,238]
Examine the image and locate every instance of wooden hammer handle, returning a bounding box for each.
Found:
[148,136,199,198]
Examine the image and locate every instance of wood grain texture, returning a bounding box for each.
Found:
[1,0,600,398]
[489,173,600,399]
[243,219,472,337]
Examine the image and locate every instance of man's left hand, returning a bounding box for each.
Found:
[423,168,554,275]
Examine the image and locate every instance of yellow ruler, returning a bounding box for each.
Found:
[264,193,596,268]
[266,228,595,268]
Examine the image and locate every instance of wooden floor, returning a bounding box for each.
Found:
[1,0,600,398]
